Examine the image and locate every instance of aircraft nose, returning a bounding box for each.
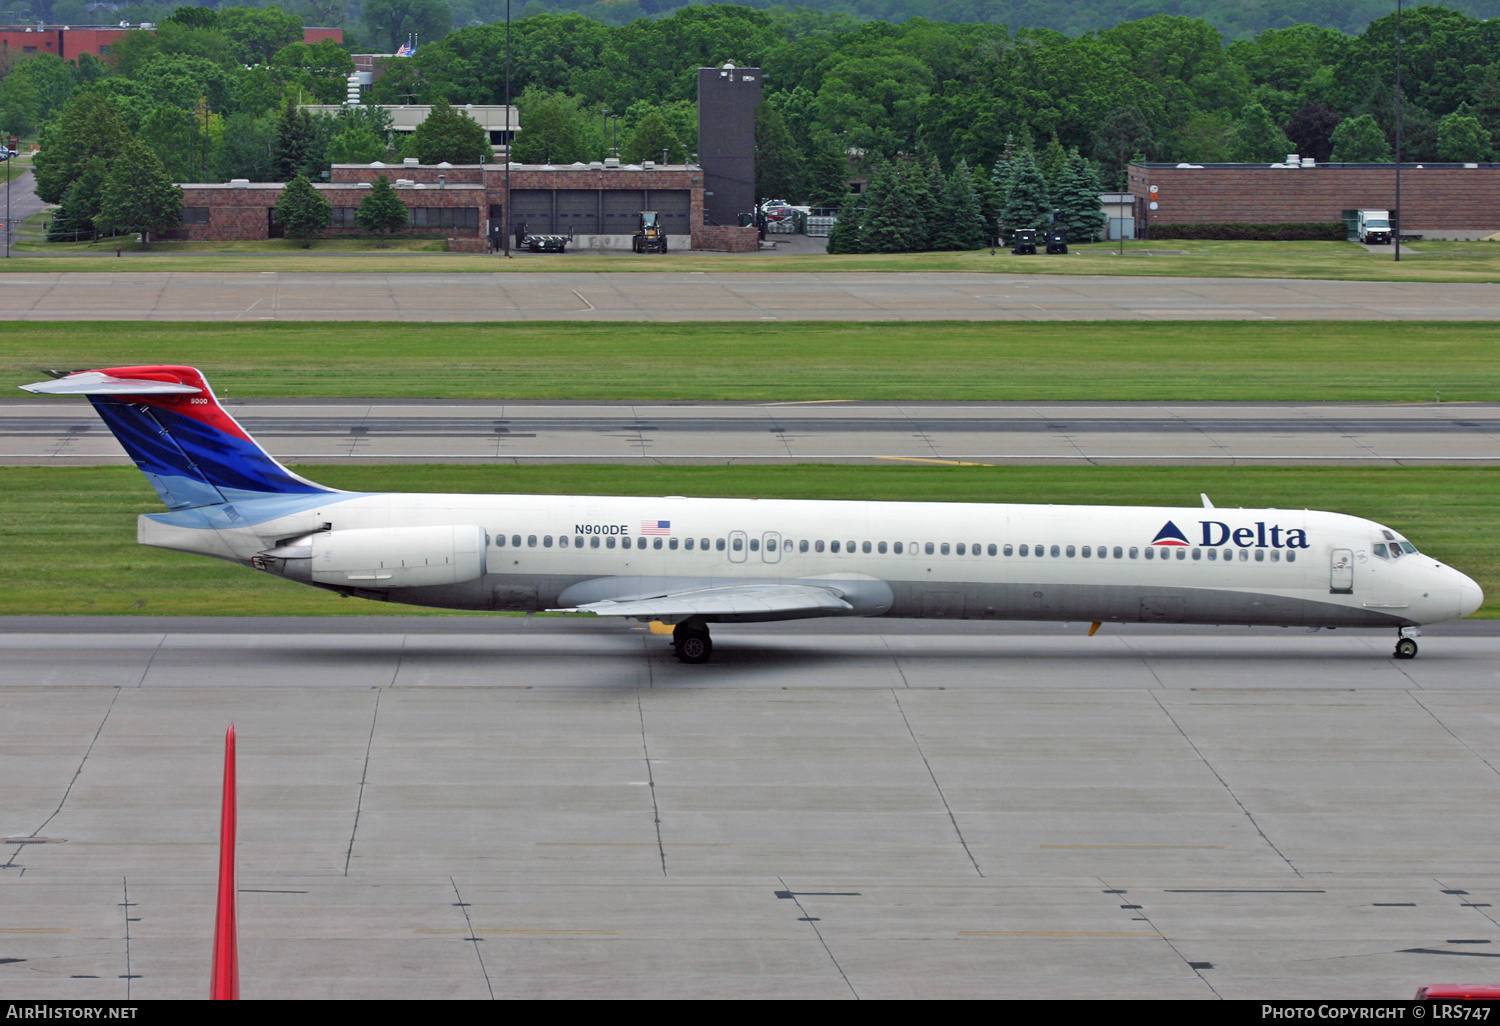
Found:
[1459,574,1484,618]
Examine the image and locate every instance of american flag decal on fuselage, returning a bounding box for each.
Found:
[641,520,671,535]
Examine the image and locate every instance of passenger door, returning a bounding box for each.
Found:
[1330,548,1354,594]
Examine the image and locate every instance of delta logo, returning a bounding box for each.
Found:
[1151,520,1311,549]
[1151,521,1190,546]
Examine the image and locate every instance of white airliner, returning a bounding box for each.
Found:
[22,365,1483,663]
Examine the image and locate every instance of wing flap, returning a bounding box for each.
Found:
[558,583,852,619]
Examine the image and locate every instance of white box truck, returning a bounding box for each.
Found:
[1358,209,1393,244]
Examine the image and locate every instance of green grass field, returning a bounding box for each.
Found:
[2,237,1499,280]
[3,464,1494,618]
[4,320,1498,402]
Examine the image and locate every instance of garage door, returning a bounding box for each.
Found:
[647,190,691,234]
[602,190,646,235]
[555,190,600,235]
[509,190,554,233]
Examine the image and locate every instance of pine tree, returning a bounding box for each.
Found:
[275,174,332,248]
[970,163,1001,248]
[945,160,989,250]
[355,174,409,247]
[824,190,862,254]
[1039,132,1067,198]
[999,150,1050,239]
[410,99,491,164]
[857,161,920,254]
[94,139,183,249]
[274,96,316,180]
[1052,150,1108,243]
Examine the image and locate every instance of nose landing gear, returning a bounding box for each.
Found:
[673,620,713,664]
[1394,627,1420,660]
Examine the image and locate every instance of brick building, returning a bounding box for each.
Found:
[1129,161,1500,234]
[0,24,340,61]
[177,160,760,252]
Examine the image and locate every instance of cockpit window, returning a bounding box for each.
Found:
[1398,541,1417,554]
[1373,543,1388,559]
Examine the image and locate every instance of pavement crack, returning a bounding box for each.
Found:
[880,635,911,688]
[891,690,982,877]
[450,877,494,999]
[778,876,858,999]
[344,688,382,877]
[636,690,667,877]
[134,634,167,687]
[1097,877,1221,998]
[33,685,121,837]
[120,877,135,999]
[1149,692,1301,877]
[1410,695,1500,780]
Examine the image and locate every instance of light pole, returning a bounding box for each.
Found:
[610,114,619,158]
[1394,0,1402,263]
[503,0,511,258]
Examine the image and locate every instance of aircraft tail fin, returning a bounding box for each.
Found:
[20,366,336,510]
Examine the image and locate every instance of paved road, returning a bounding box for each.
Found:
[7,398,1500,465]
[3,616,1498,999]
[0,270,1499,320]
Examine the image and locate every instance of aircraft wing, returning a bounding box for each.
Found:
[557,583,853,619]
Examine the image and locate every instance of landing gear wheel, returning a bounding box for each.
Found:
[1394,637,1418,660]
[673,623,712,664]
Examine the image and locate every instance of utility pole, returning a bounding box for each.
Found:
[503,0,511,258]
[1395,0,1403,263]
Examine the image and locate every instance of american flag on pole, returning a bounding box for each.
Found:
[396,40,414,56]
[641,520,671,535]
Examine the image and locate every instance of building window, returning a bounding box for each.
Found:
[182,207,210,224]
[330,207,360,228]
[407,207,480,229]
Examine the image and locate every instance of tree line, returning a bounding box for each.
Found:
[19,2,1500,242]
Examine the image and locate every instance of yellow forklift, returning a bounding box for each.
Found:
[632,211,668,253]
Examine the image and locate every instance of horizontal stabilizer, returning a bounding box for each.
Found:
[558,583,852,619]
[20,371,201,396]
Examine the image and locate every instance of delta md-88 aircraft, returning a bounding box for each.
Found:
[24,365,1483,663]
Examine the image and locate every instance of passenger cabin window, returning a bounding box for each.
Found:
[590,537,600,548]
[1145,547,1154,560]
[733,538,744,552]
[669,538,679,550]
[989,544,998,556]
[512,535,522,548]
[1129,547,1139,559]
[749,538,759,552]
[527,535,537,547]
[1018,544,1027,556]
[543,536,553,547]
[800,540,809,553]
[606,537,616,549]
[815,540,825,553]
[925,542,934,555]
[1065,545,1075,557]
[496,535,506,547]
[716,539,726,551]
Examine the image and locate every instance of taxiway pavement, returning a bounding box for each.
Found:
[6,399,1500,466]
[3,617,1500,999]
[2,271,1500,320]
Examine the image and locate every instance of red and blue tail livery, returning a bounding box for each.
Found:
[21,365,337,510]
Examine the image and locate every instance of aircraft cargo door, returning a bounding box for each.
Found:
[1330,548,1354,594]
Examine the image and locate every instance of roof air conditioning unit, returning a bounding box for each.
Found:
[604,157,620,168]
[230,179,249,188]
[403,157,419,166]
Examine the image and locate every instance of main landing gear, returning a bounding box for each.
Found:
[1394,627,1420,660]
[673,621,713,664]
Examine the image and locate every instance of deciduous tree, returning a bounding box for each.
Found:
[95,139,183,249]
